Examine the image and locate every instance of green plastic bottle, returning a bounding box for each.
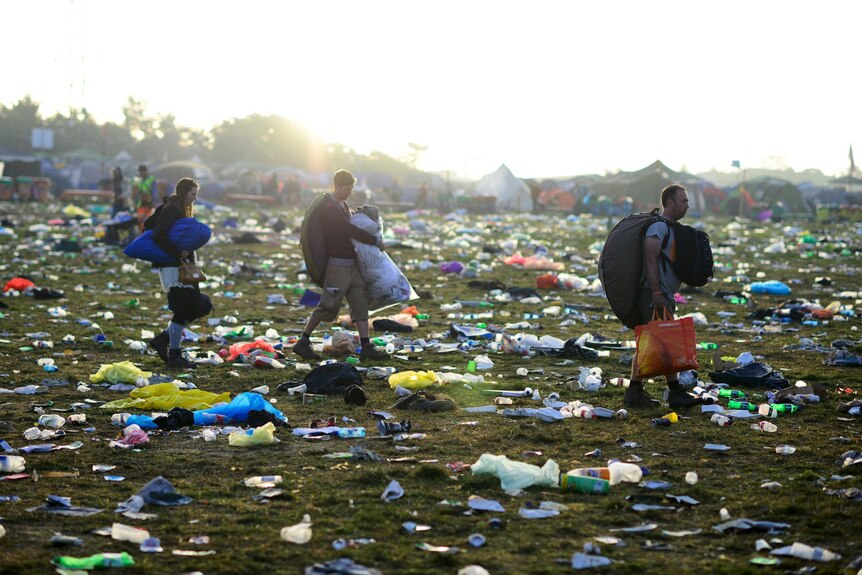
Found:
[53,552,135,569]
[372,337,386,346]
[771,403,799,413]
[728,400,757,411]
[415,314,430,320]
[718,389,746,399]
[697,342,719,350]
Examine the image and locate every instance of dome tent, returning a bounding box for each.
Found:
[475,164,533,212]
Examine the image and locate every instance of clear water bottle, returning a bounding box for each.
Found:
[751,421,778,433]
[711,413,733,427]
[336,427,366,439]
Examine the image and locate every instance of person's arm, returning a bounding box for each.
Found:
[644,235,666,312]
[323,202,379,246]
[152,204,184,261]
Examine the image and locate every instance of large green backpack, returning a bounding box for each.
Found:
[597,209,663,329]
[300,193,332,288]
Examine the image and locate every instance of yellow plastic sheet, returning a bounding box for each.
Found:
[229,422,277,447]
[100,382,230,411]
[388,370,440,391]
[90,361,152,384]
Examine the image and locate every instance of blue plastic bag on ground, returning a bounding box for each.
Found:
[749,281,791,295]
[193,392,286,426]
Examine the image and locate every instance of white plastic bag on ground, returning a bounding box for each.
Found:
[471,453,560,491]
[350,211,418,309]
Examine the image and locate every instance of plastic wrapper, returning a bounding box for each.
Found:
[229,421,277,447]
[388,370,440,391]
[100,382,230,411]
[471,453,560,491]
[90,361,152,385]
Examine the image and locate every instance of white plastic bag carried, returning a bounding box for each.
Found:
[350,209,418,310]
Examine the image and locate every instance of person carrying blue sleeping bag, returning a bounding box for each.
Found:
[143,178,213,369]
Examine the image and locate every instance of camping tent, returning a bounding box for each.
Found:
[475,164,532,212]
[594,160,707,213]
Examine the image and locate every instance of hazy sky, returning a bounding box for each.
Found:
[3,0,860,178]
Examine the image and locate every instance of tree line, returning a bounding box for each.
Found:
[0,95,416,176]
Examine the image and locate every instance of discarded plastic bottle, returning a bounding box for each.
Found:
[727,400,757,411]
[770,403,799,413]
[52,553,135,570]
[717,389,746,399]
[710,413,733,427]
[560,473,610,494]
[567,467,611,481]
[372,337,387,346]
[415,314,430,320]
[651,412,678,426]
[337,427,366,439]
[758,404,778,418]
[458,301,494,308]
[697,342,719,350]
[752,421,778,433]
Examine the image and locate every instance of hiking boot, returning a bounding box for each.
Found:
[667,387,704,409]
[148,331,169,363]
[167,349,197,370]
[293,338,321,360]
[623,386,660,408]
[343,384,368,406]
[360,345,390,362]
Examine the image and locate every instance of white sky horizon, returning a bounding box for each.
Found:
[3,0,859,179]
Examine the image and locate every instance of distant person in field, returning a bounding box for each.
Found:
[144,178,212,370]
[293,169,390,362]
[285,175,301,206]
[133,165,156,229]
[110,166,127,217]
[416,181,428,209]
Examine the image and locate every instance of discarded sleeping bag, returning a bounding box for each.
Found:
[302,363,363,395]
[708,362,789,389]
[350,208,418,309]
[123,218,212,264]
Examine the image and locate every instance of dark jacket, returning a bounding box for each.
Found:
[320,197,377,259]
[145,202,197,269]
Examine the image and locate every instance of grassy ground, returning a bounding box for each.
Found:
[0,202,859,575]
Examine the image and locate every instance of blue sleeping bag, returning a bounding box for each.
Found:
[123,218,212,264]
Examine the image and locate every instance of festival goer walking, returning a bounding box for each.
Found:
[145,178,212,369]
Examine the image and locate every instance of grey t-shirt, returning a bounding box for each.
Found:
[642,220,681,297]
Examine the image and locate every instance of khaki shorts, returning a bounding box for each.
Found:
[309,263,369,323]
[635,286,676,327]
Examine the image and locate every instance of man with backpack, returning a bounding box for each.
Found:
[293,169,390,362]
[623,184,704,409]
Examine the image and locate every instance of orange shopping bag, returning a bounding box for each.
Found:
[634,309,699,378]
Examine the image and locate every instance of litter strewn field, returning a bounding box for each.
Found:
[0,202,860,575]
